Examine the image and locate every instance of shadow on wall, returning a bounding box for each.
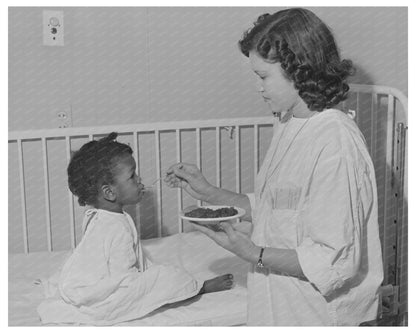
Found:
[350,63,375,86]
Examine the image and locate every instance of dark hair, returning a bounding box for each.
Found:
[67,132,133,206]
[239,8,354,111]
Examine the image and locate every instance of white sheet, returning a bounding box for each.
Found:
[9,231,249,326]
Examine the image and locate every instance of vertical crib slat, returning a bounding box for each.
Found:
[176,129,183,233]
[254,125,259,178]
[42,138,52,252]
[395,122,406,287]
[383,94,395,276]
[355,93,360,125]
[399,122,407,289]
[386,95,395,183]
[17,139,29,254]
[155,130,162,237]
[65,137,76,249]
[132,132,142,239]
[235,126,241,223]
[133,131,146,241]
[235,126,241,193]
[196,128,202,206]
[216,127,221,188]
[370,93,378,159]
[133,132,139,176]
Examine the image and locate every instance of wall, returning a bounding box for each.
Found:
[9,7,407,131]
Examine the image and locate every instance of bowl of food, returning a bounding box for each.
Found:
[179,205,245,226]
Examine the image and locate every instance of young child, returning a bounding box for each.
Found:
[37,132,233,325]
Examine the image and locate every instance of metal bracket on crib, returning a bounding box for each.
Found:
[380,284,400,316]
[346,109,356,120]
[361,283,406,326]
[223,126,234,139]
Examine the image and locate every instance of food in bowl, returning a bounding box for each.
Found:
[184,206,238,219]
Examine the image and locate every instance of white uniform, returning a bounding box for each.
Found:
[246,109,383,325]
[38,209,202,325]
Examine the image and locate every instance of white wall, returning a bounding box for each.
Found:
[9,7,407,131]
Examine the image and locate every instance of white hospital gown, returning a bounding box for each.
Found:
[246,109,383,326]
[37,209,202,325]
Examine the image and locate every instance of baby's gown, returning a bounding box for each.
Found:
[37,209,202,325]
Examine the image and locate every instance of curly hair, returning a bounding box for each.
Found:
[239,8,355,111]
[67,132,133,206]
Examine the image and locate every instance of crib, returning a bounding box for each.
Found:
[8,84,408,326]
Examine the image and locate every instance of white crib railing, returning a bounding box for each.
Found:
[8,117,274,253]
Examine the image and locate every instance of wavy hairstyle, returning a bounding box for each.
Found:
[239,8,354,111]
[67,132,133,206]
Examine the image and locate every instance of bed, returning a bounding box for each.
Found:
[9,230,250,326]
[8,84,408,326]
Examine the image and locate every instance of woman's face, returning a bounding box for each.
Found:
[249,51,301,115]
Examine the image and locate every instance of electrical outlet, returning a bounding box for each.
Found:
[43,10,64,46]
[56,105,73,128]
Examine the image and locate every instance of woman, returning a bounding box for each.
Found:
[165,8,383,326]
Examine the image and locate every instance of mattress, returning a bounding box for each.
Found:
[8,231,250,326]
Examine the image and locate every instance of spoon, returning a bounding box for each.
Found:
[143,178,162,191]
[143,171,174,190]
[143,166,183,191]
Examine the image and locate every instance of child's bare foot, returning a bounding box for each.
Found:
[199,274,233,294]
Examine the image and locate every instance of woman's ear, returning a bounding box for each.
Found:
[101,184,117,202]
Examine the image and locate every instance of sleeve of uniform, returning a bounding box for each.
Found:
[295,141,370,297]
[246,193,256,211]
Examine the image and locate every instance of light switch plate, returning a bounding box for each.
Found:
[54,105,73,128]
[43,10,64,46]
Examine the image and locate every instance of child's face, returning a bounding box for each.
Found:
[112,155,145,206]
